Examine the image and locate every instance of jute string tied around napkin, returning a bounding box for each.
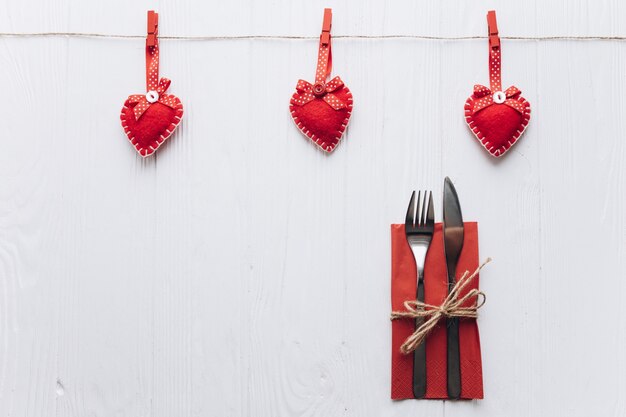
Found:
[390,258,491,354]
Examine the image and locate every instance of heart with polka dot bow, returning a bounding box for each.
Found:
[120,11,183,157]
[464,11,531,158]
[289,8,353,153]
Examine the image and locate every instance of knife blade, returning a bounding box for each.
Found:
[443,177,465,399]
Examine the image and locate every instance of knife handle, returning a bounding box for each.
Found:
[412,279,427,398]
[447,316,461,399]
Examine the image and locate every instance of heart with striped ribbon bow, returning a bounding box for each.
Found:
[464,11,531,158]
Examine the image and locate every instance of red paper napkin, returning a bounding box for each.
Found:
[391,222,483,400]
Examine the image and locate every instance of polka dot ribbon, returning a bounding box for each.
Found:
[315,11,332,85]
[472,85,524,114]
[128,77,178,120]
[292,9,346,111]
[128,10,178,121]
[471,10,524,115]
[488,47,503,93]
[292,77,347,110]
[145,35,160,92]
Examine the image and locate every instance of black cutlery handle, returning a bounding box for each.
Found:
[447,316,461,399]
[412,279,426,398]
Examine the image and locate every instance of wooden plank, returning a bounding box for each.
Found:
[1,0,625,37]
[0,1,625,416]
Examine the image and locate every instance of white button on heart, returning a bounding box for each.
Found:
[146,90,159,103]
[493,91,506,104]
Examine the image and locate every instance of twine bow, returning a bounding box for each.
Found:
[292,77,347,110]
[472,85,525,114]
[128,77,178,120]
[390,258,491,354]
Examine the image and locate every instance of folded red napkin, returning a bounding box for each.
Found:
[391,222,483,400]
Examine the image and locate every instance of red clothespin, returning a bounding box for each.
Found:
[146,10,158,47]
[487,10,500,50]
[320,8,332,45]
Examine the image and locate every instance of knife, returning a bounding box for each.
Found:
[443,177,464,399]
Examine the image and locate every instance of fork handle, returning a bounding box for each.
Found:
[412,279,427,398]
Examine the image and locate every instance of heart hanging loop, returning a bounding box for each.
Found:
[146,10,160,92]
[315,8,333,84]
[487,10,502,93]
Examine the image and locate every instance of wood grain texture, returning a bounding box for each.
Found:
[0,0,625,416]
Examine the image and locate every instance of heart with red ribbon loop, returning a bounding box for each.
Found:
[289,8,353,153]
[120,11,184,157]
[464,11,531,158]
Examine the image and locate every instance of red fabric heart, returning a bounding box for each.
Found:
[464,90,530,158]
[289,9,353,153]
[120,93,183,157]
[120,11,184,158]
[464,10,531,158]
[289,81,353,153]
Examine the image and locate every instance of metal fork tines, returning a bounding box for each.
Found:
[404,190,435,399]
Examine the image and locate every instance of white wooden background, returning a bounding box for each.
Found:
[1,0,625,416]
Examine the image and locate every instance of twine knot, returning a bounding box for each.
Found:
[390,258,491,354]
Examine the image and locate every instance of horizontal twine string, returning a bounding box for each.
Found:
[0,33,625,41]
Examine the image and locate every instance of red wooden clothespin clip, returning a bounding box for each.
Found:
[487,10,500,50]
[320,8,332,45]
[146,10,159,47]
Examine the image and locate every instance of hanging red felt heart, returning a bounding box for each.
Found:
[464,11,531,158]
[464,87,530,157]
[289,78,353,153]
[289,8,353,153]
[120,11,184,158]
[121,90,183,157]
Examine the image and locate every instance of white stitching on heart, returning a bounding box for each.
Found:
[464,95,531,157]
[289,86,353,153]
[120,96,184,157]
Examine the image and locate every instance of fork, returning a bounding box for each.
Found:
[404,190,435,399]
